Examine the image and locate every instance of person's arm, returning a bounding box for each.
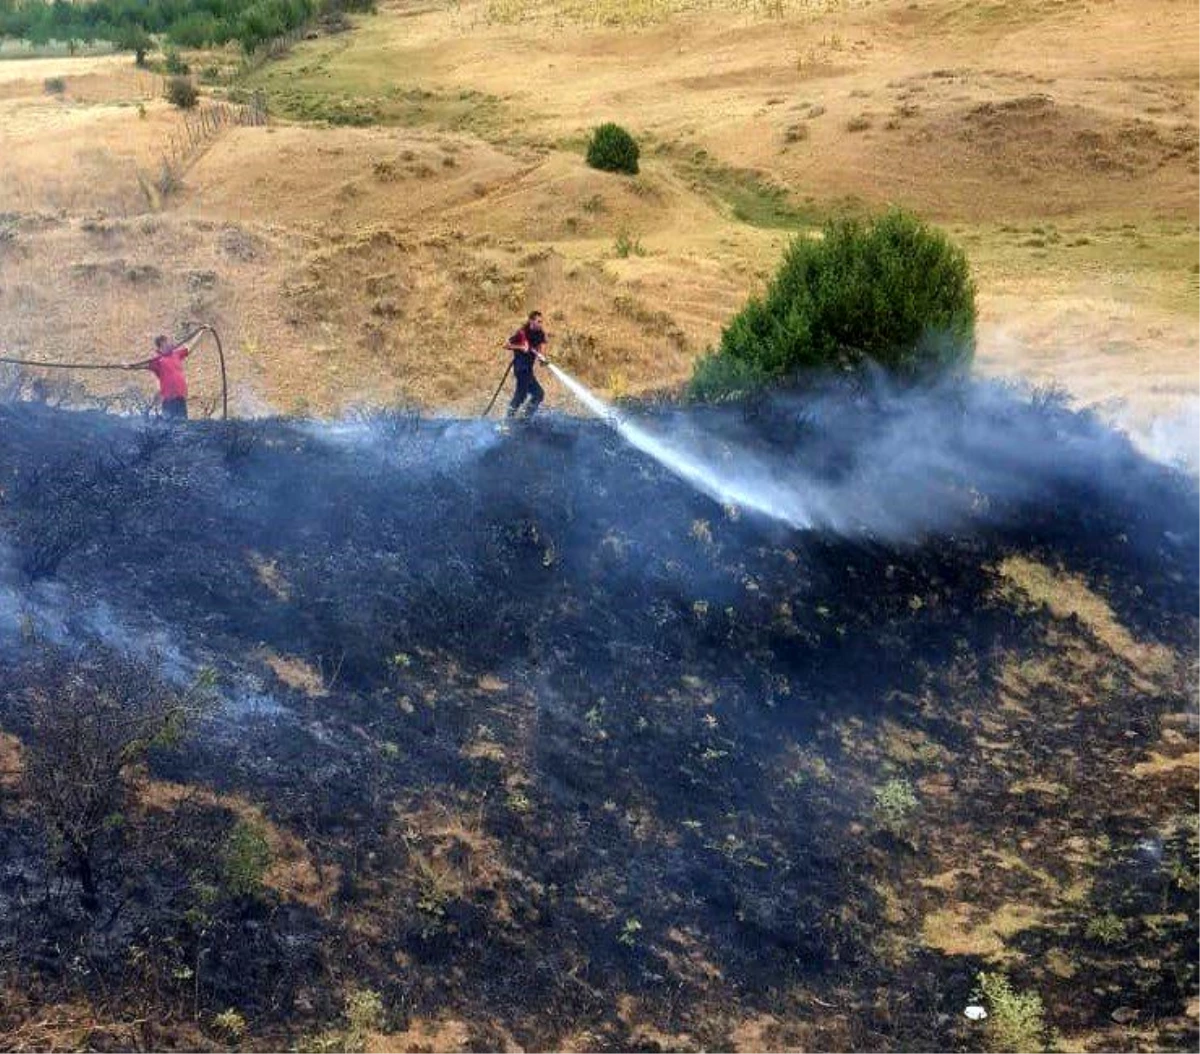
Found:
[123,357,157,371]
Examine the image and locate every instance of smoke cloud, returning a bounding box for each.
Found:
[550,364,1197,543]
[1117,398,1200,477]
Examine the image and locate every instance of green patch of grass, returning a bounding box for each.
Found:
[262,81,505,133]
[958,217,1199,314]
[220,819,272,898]
[664,145,823,230]
[244,33,508,135]
[873,777,918,834]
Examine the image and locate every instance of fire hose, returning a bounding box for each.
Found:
[0,323,229,420]
[481,361,513,417]
[482,349,552,417]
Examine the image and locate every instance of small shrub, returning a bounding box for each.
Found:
[344,988,384,1036]
[19,650,200,910]
[156,160,181,197]
[975,971,1050,1053]
[618,917,643,946]
[846,114,872,132]
[164,48,190,75]
[690,209,976,399]
[372,158,399,181]
[220,819,272,897]
[873,778,918,833]
[44,76,66,95]
[213,1009,247,1040]
[1085,912,1128,945]
[587,122,640,175]
[166,76,198,110]
[614,230,644,258]
[784,123,809,143]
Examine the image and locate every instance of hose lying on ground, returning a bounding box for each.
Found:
[0,323,228,420]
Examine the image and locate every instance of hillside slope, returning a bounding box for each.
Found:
[0,0,1194,418]
[0,389,1195,1051]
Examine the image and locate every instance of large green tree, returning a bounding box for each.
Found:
[691,209,977,399]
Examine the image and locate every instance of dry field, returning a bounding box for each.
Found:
[0,0,1195,423]
[0,6,1196,1050]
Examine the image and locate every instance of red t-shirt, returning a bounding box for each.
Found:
[148,345,189,400]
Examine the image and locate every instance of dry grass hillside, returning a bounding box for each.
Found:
[0,6,1196,1051]
[0,0,1195,419]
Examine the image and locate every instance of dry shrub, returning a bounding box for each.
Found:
[18,650,211,909]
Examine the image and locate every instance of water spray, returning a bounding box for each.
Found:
[547,362,817,531]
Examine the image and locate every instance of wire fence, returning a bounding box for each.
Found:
[161,91,268,170]
[141,90,268,206]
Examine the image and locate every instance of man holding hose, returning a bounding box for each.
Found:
[125,329,201,419]
[504,310,550,419]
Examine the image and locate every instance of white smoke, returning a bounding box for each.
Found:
[1118,399,1200,477]
[550,364,1194,542]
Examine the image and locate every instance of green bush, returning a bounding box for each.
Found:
[163,47,190,75]
[344,989,384,1037]
[690,209,976,399]
[586,122,639,175]
[1084,912,1128,945]
[975,971,1050,1053]
[220,819,272,897]
[44,76,66,94]
[614,229,644,258]
[873,777,918,834]
[166,76,198,109]
[212,1009,247,1040]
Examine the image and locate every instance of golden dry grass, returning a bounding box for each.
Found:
[997,555,1176,680]
[0,730,24,790]
[139,779,342,909]
[920,899,1045,961]
[0,0,1194,416]
[261,650,329,696]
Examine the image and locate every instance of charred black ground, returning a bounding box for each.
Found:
[0,387,1196,1052]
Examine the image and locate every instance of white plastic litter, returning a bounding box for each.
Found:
[964,1005,988,1021]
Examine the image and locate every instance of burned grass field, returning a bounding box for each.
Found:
[0,388,1196,1052]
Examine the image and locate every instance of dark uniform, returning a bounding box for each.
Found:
[508,324,546,418]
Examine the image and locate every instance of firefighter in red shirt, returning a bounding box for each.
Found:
[504,310,550,418]
[126,333,197,419]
